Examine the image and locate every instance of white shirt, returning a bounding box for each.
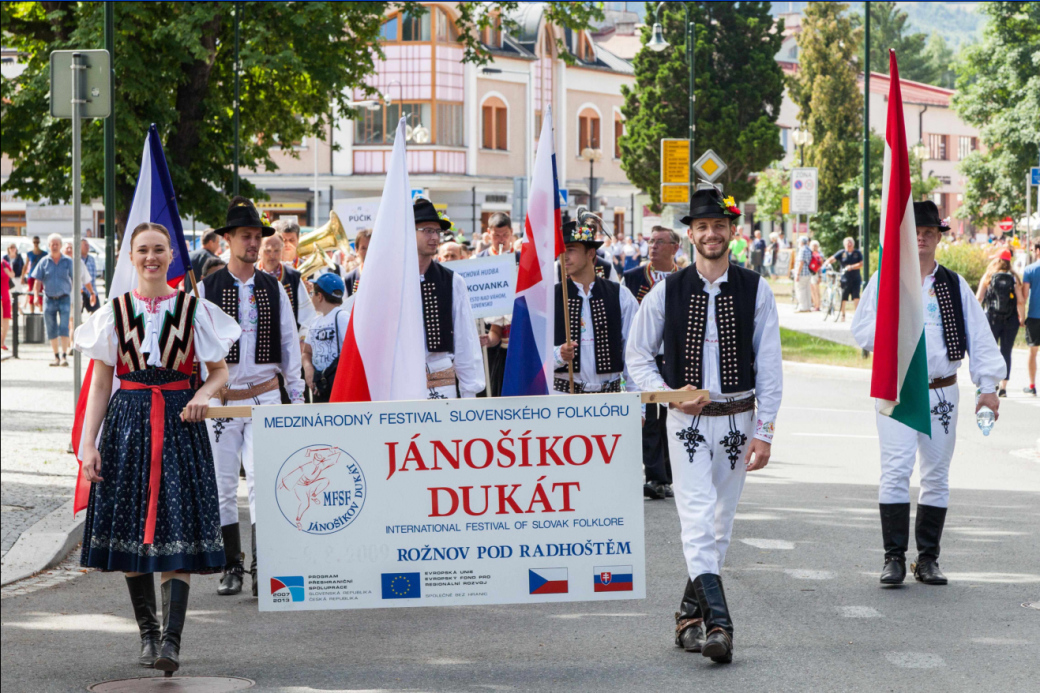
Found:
[305,303,351,372]
[263,263,316,335]
[198,270,305,403]
[851,263,1006,393]
[626,269,783,443]
[422,270,485,398]
[553,280,639,391]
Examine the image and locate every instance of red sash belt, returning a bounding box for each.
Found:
[120,379,192,545]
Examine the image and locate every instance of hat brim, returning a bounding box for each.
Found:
[680,211,739,225]
[566,239,604,250]
[215,224,276,237]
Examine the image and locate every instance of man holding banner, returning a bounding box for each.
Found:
[554,220,638,394]
[200,197,305,597]
[627,187,782,664]
[850,51,1005,589]
[413,197,485,399]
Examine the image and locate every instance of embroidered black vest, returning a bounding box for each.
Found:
[623,264,674,304]
[422,261,455,353]
[202,267,283,365]
[278,265,302,328]
[933,264,966,362]
[662,265,760,392]
[554,277,625,375]
[112,291,197,374]
[343,267,360,297]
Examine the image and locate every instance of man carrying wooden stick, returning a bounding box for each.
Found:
[627,188,783,664]
[554,220,638,395]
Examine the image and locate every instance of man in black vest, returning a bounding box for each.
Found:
[554,220,638,394]
[852,200,1005,587]
[201,197,305,597]
[627,188,782,664]
[556,213,619,284]
[624,226,681,500]
[414,199,485,399]
[260,230,316,334]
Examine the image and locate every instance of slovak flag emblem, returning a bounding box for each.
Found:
[594,565,633,592]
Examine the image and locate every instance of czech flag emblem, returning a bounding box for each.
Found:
[529,568,568,595]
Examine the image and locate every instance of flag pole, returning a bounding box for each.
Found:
[558,254,576,394]
[477,318,492,395]
[185,267,200,296]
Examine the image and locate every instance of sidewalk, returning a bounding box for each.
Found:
[0,339,82,579]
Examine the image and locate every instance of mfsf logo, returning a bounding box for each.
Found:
[275,445,367,535]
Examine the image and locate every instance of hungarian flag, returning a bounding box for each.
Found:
[71,125,193,513]
[870,50,930,435]
[328,118,426,403]
[501,106,564,396]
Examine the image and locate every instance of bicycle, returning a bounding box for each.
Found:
[821,269,843,321]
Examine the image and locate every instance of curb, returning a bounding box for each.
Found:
[0,499,83,587]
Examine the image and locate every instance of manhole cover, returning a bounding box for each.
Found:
[1023,602,1040,610]
[89,676,254,692]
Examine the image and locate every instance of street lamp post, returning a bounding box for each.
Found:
[648,2,696,201]
[581,147,603,213]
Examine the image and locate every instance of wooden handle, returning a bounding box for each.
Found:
[639,389,710,404]
[206,390,710,418]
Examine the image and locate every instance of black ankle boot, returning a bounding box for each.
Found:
[879,503,911,585]
[250,523,258,598]
[154,579,190,674]
[692,574,733,664]
[675,578,705,652]
[913,504,949,585]
[217,524,244,596]
[125,574,161,667]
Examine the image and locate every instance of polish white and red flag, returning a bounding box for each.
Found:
[871,50,930,435]
[501,106,564,396]
[329,118,426,403]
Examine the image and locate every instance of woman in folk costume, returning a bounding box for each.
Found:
[74,222,241,674]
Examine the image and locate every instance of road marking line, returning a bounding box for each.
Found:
[740,538,795,550]
[839,606,882,618]
[884,652,945,669]
[784,569,834,580]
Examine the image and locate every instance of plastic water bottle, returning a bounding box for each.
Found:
[976,406,995,436]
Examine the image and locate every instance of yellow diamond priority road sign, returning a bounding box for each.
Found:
[693,149,727,183]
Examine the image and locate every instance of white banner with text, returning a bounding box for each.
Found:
[253,394,645,611]
[443,255,516,320]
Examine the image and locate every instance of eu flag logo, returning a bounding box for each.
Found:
[381,572,420,599]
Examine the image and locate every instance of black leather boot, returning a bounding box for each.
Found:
[250,523,258,598]
[675,578,705,652]
[913,504,949,585]
[125,574,161,667]
[217,523,244,596]
[879,503,911,585]
[692,574,733,664]
[154,578,190,675]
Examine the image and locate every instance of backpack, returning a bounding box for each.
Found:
[985,272,1016,319]
[809,252,823,274]
[311,309,344,403]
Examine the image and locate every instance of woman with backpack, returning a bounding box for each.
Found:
[976,250,1025,397]
[303,273,353,403]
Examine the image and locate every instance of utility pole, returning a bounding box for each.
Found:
[103,1,115,291]
[861,1,871,277]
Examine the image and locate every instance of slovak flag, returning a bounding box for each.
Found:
[71,125,193,514]
[593,565,634,592]
[529,567,568,595]
[501,106,564,397]
[870,50,930,435]
[328,118,426,403]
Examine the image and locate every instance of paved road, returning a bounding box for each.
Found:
[2,363,1037,692]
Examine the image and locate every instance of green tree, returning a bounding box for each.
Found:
[854,1,934,84]
[951,1,1040,227]
[752,164,788,225]
[922,33,956,89]
[788,1,862,216]
[0,1,601,229]
[618,1,785,208]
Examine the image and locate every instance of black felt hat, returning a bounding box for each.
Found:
[561,220,603,249]
[679,188,741,225]
[413,198,452,230]
[214,196,275,237]
[913,200,951,232]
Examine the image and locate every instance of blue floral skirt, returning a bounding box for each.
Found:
[80,369,225,573]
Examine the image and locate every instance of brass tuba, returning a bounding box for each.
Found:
[296,211,349,280]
